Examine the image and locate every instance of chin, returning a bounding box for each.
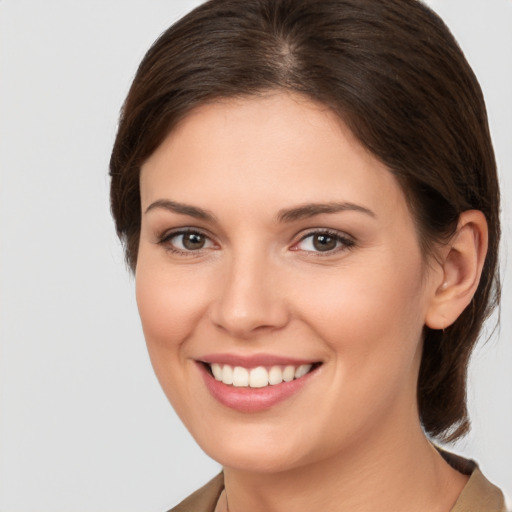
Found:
[207,444,305,474]
[190,421,320,474]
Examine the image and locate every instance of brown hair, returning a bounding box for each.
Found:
[110,0,500,441]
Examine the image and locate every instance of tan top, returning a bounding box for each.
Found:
[169,452,507,512]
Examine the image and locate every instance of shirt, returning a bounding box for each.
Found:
[168,452,507,512]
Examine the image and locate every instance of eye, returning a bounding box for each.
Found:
[160,229,215,253]
[294,230,354,253]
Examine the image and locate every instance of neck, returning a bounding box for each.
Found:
[222,419,468,512]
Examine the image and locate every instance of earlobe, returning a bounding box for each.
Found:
[425,210,488,330]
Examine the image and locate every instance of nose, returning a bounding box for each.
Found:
[209,250,290,339]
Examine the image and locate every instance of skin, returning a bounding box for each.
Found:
[136,92,486,512]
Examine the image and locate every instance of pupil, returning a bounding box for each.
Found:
[183,233,205,250]
[313,234,336,251]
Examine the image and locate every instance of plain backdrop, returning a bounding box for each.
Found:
[0,1,511,511]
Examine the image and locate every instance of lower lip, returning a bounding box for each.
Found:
[198,363,318,413]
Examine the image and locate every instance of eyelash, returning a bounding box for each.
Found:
[158,228,215,256]
[293,229,355,256]
[157,228,355,256]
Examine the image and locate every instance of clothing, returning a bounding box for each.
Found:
[168,473,223,512]
[168,452,507,512]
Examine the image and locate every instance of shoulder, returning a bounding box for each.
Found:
[451,466,508,512]
[438,448,508,512]
[167,473,224,512]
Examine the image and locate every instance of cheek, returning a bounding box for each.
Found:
[288,259,428,448]
[135,257,210,348]
[299,253,427,375]
[134,254,214,417]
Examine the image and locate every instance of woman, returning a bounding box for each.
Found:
[109,0,506,510]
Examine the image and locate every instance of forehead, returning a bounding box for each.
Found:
[139,92,409,224]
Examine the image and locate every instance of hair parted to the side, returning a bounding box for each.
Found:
[109,0,500,442]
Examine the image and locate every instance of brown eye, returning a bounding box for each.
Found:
[164,230,214,253]
[312,234,337,251]
[295,230,354,254]
[182,232,206,250]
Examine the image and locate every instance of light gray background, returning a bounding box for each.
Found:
[0,1,510,511]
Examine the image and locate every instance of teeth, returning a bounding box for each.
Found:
[232,366,249,387]
[283,365,295,382]
[211,363,223,380]
[209,363,314,388]
[222,365,233,385]
[295,364,311,378]
[249,367,269,388]
[268,366,283,385]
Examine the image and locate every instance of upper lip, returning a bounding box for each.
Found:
[198,353,320,368]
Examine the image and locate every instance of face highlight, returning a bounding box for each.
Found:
[136,93,441,473]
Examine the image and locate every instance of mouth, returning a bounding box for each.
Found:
[196,355,322,412]
[196,353,323,413]
[202,361,322,388]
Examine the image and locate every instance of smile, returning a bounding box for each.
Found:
[198,356,322,412]
[209,363,314,388]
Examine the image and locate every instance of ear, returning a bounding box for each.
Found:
[425,210,488,330]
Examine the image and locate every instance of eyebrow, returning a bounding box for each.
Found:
[144,199,375,223]
[276,202,376,223]
[144,199,217,222]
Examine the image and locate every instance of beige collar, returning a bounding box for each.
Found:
[169,452,507,512]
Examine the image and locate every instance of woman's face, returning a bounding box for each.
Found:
[137,93,442,473]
